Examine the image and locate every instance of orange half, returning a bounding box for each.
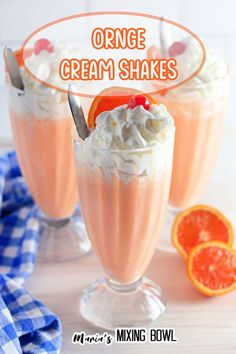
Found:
[87,86,156,129]
[187,241,236,296]
[172,205,234,259]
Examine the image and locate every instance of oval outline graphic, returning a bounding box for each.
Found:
[21,11,206,98]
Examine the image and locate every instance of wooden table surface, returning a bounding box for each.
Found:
[1,129,236,353]
[27,249,236,354]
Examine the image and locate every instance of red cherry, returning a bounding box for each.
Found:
[168,41,186,57]
[34,38,54,55]
[128,95,151,111]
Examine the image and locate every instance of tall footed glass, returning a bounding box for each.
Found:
[8,84,91,262]
[74,126,175,329]
[153,78,229,251]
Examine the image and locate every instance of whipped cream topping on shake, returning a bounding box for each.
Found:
[86,103,173,149]
[22,42,82,95]
[81,98,174,182]
[170,37,228,97]
[12,41,83,119]
[178,37,227,82]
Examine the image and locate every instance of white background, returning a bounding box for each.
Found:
[0,0,236,139]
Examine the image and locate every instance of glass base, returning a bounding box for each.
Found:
[158,206,182,253]
[37,211,91,262]
[80,276,165,330]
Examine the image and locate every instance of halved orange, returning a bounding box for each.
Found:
[87,86,156,129]
[187,241,236,296]
[172,205,233,259]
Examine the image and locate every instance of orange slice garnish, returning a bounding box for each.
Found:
[172,205,233,259]
[187,241,236,296]
[87,86,156,129]
[14,48,33,67]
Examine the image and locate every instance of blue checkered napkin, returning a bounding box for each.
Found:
[0,151,62,353]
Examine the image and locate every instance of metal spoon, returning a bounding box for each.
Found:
[159,16,173,57]
[4,47,24,91]
[68,85,89,140]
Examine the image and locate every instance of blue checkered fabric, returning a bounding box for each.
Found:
[0,151,62,353]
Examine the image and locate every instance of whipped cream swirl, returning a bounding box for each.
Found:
[22,42,82,94]
[77,103,175,182]
[10,42,83,119]
[169,36,228,98]
[86,103,174,149]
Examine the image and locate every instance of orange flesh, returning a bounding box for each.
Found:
[15,48,33,67]
[191,245,236,290]
[87,86,156,128]
[178,210,231,255]
[92,94,133,123]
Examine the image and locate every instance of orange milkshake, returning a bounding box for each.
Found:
[7,40,91,261]
[78,156,171,283]
[147,36,228,251]
[74,94,175,328]
[9,107,78,218]
[157,85,228,208]
[150,37,228,208]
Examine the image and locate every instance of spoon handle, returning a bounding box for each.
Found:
[4,47,24,91]
[159,17,172,57]
[68,88,89,140]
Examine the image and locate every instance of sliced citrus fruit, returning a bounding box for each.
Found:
[187,241,236,296]
[172,205,233,259]
[87,86,156,128]
[14,48,33,67]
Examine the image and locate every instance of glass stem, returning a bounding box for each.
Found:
[167,204,183,216]
[41,215,71,228]
[106,277,143,293]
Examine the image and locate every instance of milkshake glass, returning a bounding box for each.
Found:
[74,101,175,329]
[158,79,228,208]
[7,46,91,261]
[149,37,229,251]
